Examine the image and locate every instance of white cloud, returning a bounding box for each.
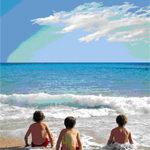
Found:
[32,2,150,42]
[108,27,150,42]
[32,13,61,24]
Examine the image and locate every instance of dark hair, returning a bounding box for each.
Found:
[33,111,45,122]
[64,116,76,129]
[116,114,128,127]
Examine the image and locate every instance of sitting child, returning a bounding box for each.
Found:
[56,116,83,150]
[24,111,54,147]
[107,114,134,145]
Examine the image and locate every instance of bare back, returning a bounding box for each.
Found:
[25,122,48,145]
[62,129,78,150]
[108,127,134,144]
[56,128,82,150]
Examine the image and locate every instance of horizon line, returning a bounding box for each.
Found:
[1,62,150,64]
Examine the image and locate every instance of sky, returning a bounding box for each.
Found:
[0,0,150,63]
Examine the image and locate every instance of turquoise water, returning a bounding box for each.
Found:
[0,63,150,96]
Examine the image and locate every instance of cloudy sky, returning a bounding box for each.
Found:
[1,0,150,62]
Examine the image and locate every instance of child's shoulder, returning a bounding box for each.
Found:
[40,122,50,128]
[111,127,120,132]
[59,129,67,136]
[41,122,47,126]
[61,128,67,133]
[112,127,118,131]
[112,127,130,133]
[123,127,130,134]
[29,123,37,128]
[73,128,79,133]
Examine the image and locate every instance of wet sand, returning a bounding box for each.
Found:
[0,137,55,150]
[0,137,149,150]
[0,137,25,149]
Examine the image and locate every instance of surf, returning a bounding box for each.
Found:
[0,93,150,115]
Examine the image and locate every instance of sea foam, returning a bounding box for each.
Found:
[0,93,150,116]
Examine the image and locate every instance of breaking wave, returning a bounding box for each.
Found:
[0,93,150,115]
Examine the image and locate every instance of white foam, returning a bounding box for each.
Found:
[101,143,136,150]
[81,134,102,149]
[0,93,150,116]
[1,93,150,149]
[0,102,34,120]
[25,146,53,150]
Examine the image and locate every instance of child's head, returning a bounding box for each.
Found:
[64,116,76,129]
[33,111,45,123]
[116,114,128,127]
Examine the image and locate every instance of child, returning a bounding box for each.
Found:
[107,114,134,145]
[24,111,54,147]
[56,116,83,150]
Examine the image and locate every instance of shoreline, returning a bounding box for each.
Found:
[1,137,150,150]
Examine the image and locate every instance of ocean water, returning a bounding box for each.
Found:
[0,63,150,149]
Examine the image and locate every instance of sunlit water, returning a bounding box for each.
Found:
[0,63,150,149]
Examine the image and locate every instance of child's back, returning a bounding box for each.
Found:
[26,122,51,145]
[61,128,79,150]
[109,126,133,144]
[25,111,54,147]
[107,114,134,145]
[56,116,82,150]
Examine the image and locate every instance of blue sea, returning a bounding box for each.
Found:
[1,63,150,96]
[0,63,150,149]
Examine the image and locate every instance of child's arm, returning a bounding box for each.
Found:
[45,123,55,148]
[107,130,114,144]
[77,131,83,150]
[56,130,64,150]
[24,126,31,147]
[129,132,134,144]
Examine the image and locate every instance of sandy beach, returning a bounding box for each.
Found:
[0,137,24,150]
[0,137,55,150]
[1,137,150,150]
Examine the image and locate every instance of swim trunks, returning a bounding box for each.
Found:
[31,137,49,147]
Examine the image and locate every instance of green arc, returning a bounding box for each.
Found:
[7,26,64,62]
